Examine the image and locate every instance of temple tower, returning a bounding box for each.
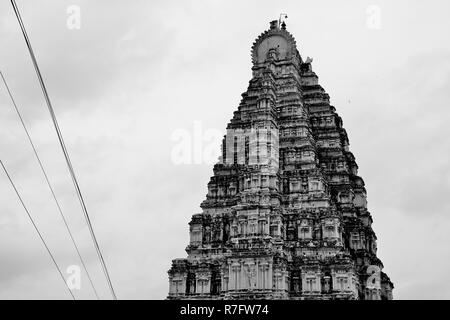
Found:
[167,19,393,300]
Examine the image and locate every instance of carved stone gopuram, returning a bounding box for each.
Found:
[168,19,393,300]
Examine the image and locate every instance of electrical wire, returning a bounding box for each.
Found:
[0,160,75,300]
[10,0,117,299]
[0,71,100,299]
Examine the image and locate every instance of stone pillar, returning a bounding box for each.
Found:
[274,270,281,290]
[169,275,173,294]
[259,262,267,290]
[268,262,273,290]
[230,261,241,291]
[239,261,244,289]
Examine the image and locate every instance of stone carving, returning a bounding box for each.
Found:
[245,263,257,289]
[266,47,280,61]
[167,19,393,300]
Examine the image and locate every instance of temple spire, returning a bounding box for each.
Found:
[168,17,393,301]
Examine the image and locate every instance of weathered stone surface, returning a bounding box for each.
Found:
[167,20,393,300]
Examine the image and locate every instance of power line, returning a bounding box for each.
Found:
[0,160,75,300]
[0,71,100,300]
[10,0,117,300]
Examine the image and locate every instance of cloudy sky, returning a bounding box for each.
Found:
[0,0,449,299]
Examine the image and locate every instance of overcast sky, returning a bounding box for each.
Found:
[0,0,449,299]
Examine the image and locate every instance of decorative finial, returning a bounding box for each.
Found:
[279,13,288,29]
[269,20,279,30]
